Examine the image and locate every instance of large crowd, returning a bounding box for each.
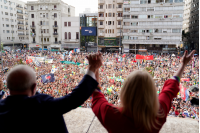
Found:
[0,50,199,120]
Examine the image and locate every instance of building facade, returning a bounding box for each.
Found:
[0,0,29,50]
[27,0,75,51]
[122,0,184,54]
[61,17,80,51]
[98,0,123,53]
[182,0,199,53]
[80,13,98,52]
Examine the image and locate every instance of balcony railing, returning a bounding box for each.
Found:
[16,5,23,9]
[25,18,28,20]
[18,28,24,30]
[25,23,28,25]
[32,41,36,43]
[17,11,23,14]
[30,25,36,28]
[18,33,25,35]
[18,22,24,25]
[54,41,58,44]
[53,25,58,28]
[24,13,28,15]
[24,7,27,9]
[17,17,24,19]
[53,33,58,35]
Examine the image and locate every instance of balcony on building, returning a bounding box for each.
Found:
[117,8,123,12]
[98,0,104,4]
[117,17,123,21]
[98,17,104,21]
[53,25,58,29]
[16,5,23,9]
[98,9,104,12]
[24,12,28,16]
[117,25,122,29]
[25,18,28,21]
[17,22,24,26]
[98,32,105,36]
[17,17,24,21]
[25,23,28,26]
[18,28,24,31]
[25,29,29,31]
[24,7,27,10]
[53,33,58,36]
[63,39,79,43]
[17,11,23,15]
[30,25,36,29]
[117,0,123,3]
[18,33,25,36]
[54,41,58,44]
[31,33,36,37]
[98,25,104,29]
[32,41,36,43]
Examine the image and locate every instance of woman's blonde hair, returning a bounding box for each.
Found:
[120,70,164,132]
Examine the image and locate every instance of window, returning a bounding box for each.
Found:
[155,15,163,18]
[43,13,45,18]
[47,38,49,42]
[113,13,115,17]
[6,24,9,27]
[10,13,13,16]
[100,21,103,25]
[44,38,46,42]
[40,13,42,17]
[118,5,122,8]
[108,21,111,25]
[148,15,153,19]
[11,19,13,22]
[54,13,57,18]
[154,29,162,33]
[113,4,115,9]
[76,32,79,39]
[31,6,34,10]
[112,29,114,33]
[113,21,114,25]
[140,0,147,4]
[6,30,9,33]
[47,29,49,33]
[64,22,67,26]
[132,15,138,19]
[44,46,47,48]
[118,21,121,25]
[147,7,154,11]
[4,6,7,9]
[46,13,48,18]
[68,22,71,26]
[31,14,34,18]
[173,14,183,18]
[68,32,71,39]
[156,0,164,3]
[54,5,57,9]
[3,30,5,33]
[5,18,8,21]
[99,13,104,17]
[5,12,8,15]
[108,13,112,17]
[100,5,103,9]
[9,7,12,10]
[40,21,42,25]
[65,32,67,39]
[172,29,181,33]
[43,29,46,33]
[164,15,172,18]
[108,4,112,9]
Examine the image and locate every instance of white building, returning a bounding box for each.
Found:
[27,0,75,51]
[122,0,184,54]
[61,17,80,50]
[0,0,29,50]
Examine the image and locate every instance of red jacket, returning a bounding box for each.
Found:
[92,79,179,133]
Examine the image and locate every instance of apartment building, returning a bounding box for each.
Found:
[61,17,80,51]
[122,0,184,54]
[27,0,75,51]
[0,0,29,50]
[182,0,199,53]
[98,0,123,53]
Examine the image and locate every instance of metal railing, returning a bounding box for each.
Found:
[18,33,25,35]
[32,41,36,43]
[18,22,24,25]
[17,11,23,14]
[53,25,58,28]
[30,25,36,28]
[54,41,58,44]
[53,33,58,35]
[18,28,24,30]
[16,6,23,8]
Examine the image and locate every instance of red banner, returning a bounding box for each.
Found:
[180,84,186,101]
[181,78,190,82]
[144,55,154,60]
[136,54,144,60]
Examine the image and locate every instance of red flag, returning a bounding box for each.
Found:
[122,54,126,58]
[136,55,144,60]
[144,55,154,60]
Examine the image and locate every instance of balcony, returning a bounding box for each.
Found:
[30,25,36,29]
[25,18,28,21]
[17,22,24,26]
[26,34,29,36]
[117,8,123,12]
[63,39,79,43]
[117,25,122,29]
[18,28,24,31]
[17,17,24,21]
[31,33,36,37]
[53,25,58,28]
[24,13,28,16]
[98,17,104,21]
[98,9,104,12]
[117,17,123,21]
[25,29,29,31]
[98,25,104,28]
[18,33,25,36]
[98,0,104,4]
[98,32,105,36]
[25,23,28,26]
[117,33,121,36]
[17,12,23,15]
[117,0,123,3]
[54,41,58,44]
[53,33,58,36]
[24,7,27,10]
[16,5,23,9]
[32,41,36,43]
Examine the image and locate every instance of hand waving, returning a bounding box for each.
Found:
[86,53,103,73]
[182,50,196,66]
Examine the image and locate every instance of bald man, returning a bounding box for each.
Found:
[0,53,102,133]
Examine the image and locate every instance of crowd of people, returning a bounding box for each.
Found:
[0,50,199,120]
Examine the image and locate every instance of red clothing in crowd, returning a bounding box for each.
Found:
[92,79,179,133]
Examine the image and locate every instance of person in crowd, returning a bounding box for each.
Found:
[91,50,195,133]
[0,53,103,133]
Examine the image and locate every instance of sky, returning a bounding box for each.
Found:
[20,0,98,16]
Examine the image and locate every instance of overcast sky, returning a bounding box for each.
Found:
[20,0,98,16]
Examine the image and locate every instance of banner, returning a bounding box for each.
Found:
[60,61,81,66]
[180,84,186,101]
[44,59,53,63]
[136,54,144,60]
[181,78,190,82]
[144,55,154,60]
[41,73,55,83]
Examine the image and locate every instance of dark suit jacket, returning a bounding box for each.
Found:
[0,75,98,133]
